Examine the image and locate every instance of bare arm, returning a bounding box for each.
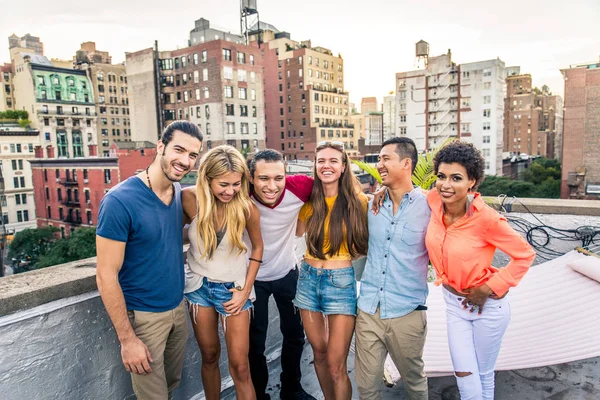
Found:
[224,203,264,315]
[96,235,153,374]
[295,217,306,237]
[182,187,198,226]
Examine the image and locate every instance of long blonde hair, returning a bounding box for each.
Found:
[195,145,252,259]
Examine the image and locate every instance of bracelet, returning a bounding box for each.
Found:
[249,257,263,264]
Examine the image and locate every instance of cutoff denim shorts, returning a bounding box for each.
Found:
[185,277,253,317]
[293,261,357,316]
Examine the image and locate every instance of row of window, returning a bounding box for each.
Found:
[0,194,28,206]
[96,72,126,83]
[3,143,34,153]
[37,75,87,90]
[46,206,93,225]
[100,128,130,137]
[97,84,127,95]
[99,106,129,115]
[0,210,30,224]
[160,50,256,71]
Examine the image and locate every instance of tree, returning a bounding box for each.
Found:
[37,228,97,269]
[7,226,59,268]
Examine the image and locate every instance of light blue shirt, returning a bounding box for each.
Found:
[358,187,430,319]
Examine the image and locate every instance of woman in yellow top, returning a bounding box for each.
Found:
[295,141,369,400]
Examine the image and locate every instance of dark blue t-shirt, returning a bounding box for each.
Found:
[97,176,184,312]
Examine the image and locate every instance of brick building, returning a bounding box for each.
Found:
[560,59,600,199]
[252,24,356,159]
[126,18,265,154]
[30,142,157,236]
[503,73,563,159]
[1,63,15,110]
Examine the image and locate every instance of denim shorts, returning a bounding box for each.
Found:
[293,261,357,316]
[185,277,253,317]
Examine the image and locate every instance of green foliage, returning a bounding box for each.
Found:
[18,119,32,128]
[412,138,455,189]
[7,226,59,266]
[479,157,562,199]
[8,227,97,272]
[350,160,382,184]
[0,110,29,120]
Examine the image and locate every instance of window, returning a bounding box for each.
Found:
[249,54,254,65]
[483,96,491,104]
[201,50,208,63]
[104,169,112,184]
[205,105,210,119]
[483,109,491,117]
[400,115,407,123]
[251,89,256,101]
[195,88,201,100]
[483,135,491,144]
[193,70,199,83]
[224,86,233,98]
[238,69,247,82]
[227,122,235,134]
[238,88,247,100]
[206,123,211,135]
[226,104,235,116]
[483,82,491,90]
[57,132,68,157]
[483,122,491,131]
[72,132,83,157]
[222,48,232,61]
[252,106,257,117]
[237,52,246,64]
[203,87,209,99]
[250,71,256,83]
[183,90,189,102]
[223,66,233,80]
[483,69,492,77]
[461,123,470,132]
[482,148,491,157]
[87,211,92,225]
[240,105,248,116]
[241,123,249,134]
[181,56,186,67]
[202,68,208,81]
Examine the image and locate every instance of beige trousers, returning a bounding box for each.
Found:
[355,308,428,400]
[127,301,188,400]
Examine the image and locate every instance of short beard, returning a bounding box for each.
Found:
[160,153,182,182]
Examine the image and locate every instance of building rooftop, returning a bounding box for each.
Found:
[1,198,599,399]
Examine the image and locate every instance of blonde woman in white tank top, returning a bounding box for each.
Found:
[182,145,263,400]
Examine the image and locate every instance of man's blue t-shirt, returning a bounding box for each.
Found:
[97,176,184,312]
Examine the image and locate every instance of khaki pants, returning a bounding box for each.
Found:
[355,308,428,400]
[127,301,188,400]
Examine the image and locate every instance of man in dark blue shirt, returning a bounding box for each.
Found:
[97,121,202,400]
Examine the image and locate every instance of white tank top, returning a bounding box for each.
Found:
[185,217,255,301]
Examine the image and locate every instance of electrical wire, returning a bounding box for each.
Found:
[494,195,600,260]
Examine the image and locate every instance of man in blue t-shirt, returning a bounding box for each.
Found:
[96,121,202,399]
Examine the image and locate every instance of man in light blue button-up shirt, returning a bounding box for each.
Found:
[355,137,430,400]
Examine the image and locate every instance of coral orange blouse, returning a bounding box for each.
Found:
[425,190,535,297]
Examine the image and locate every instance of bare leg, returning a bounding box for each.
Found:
[190,306,221,400]
[326,314,355,400]
[224,310,256,400]
[300,309,335,399]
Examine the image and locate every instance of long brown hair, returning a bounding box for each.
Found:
[305,142,368,259]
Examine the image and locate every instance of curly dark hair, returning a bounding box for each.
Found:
[433,141,486,188]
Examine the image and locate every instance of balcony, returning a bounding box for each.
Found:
[59,179,79,187]
[64,215,82,225]
[63,198,81,207]
[1,200,599,399]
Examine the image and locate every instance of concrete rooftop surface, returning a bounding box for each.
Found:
[1,199,599,399]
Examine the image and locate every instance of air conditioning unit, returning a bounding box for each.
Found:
[56,178,60,182]
[84,179,88,183]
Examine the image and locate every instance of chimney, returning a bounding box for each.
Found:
[46,145,55,159]
[88,144,98,157]
[34,145,44,158]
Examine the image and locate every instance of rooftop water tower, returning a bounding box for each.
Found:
[241,0,260,45]
[415,40,429,69]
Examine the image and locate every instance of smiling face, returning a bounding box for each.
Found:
[210,171,243,204]
[250,160,286,206]
[158,130,202,182]
[377,144,412,187]
[435,162,476,206]
[315,147,345,185]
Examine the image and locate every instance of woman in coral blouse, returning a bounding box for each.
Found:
[425,141,535,400]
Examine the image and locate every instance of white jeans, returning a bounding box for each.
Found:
[443,287,510,400]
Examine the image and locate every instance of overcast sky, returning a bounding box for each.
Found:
[2,0,599,105]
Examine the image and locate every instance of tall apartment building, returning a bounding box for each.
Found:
[395,43,506,175]
[12,52,97,159]
[382,95,396,141]
[74,42,131,156]
[252,24,357,159]
[127,18,266,153]
[0,122,39,233]
[1,64,15,110]
[560,59,600,199]
[503,74,563,159]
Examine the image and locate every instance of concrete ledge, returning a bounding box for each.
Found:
[484,197,600,216]
[0,257,98,316]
